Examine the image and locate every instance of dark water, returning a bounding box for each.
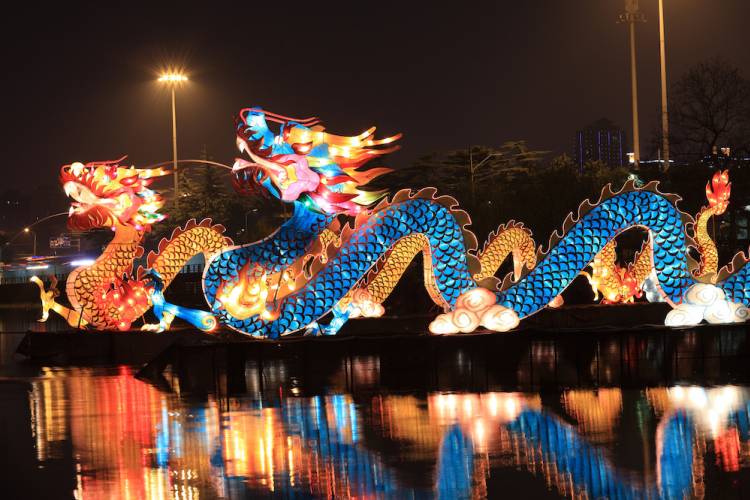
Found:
[3,310,750,498]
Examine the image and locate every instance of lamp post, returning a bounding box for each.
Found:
[24,227,36,256]
[658,0,670,171]
[620,1,646,167]
[158,71,189,204]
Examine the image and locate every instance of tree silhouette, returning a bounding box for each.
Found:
[665,58,750,163]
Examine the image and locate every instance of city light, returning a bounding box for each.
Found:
[69,259,95,267]
[157,72,188,83]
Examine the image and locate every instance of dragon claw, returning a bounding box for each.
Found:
[304,322,322,336]
[141,323,167,333]
[30,276,56,323]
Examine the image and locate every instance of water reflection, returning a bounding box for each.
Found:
[17,358,750,499]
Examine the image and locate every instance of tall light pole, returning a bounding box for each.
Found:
[24,227,36,255]
[658,0,670,171]
[620,1,646,167]
[158,71,189,204]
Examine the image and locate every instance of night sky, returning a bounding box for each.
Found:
[2,1,749,192]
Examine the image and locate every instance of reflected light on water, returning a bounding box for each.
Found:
[21,362,750,499]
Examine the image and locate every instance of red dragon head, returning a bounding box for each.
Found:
[60,157,169,231]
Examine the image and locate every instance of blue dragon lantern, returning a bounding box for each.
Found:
[199,107,750,338]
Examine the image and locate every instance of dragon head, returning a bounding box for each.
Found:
[60,157,169,231]
[232,107,400,215]
[706,169,731,215]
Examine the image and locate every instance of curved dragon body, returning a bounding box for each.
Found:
[496,186,693,317]
[473,222,536,283]
[33,160,230,331]
[208,192,477,336]
[201,108,750,338]
[345,220,540,314]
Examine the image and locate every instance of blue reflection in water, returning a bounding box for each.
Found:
[735,403,750,439]
[659,412,694,500]
[156,395,701,499]
[280,396,403,497]
[436,425,474,499]
[508,409,695,500]
[155,404,170,468]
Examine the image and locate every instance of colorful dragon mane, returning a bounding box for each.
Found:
[232,107,399,215]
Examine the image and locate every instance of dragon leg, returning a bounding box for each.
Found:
[138,219,230,332]
[30,276,89,328]
[141,270,217,332]
[304,303,351,336]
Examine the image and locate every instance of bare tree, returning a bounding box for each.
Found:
[668,58,750,162]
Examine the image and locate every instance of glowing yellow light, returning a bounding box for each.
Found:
[158,72,189,83]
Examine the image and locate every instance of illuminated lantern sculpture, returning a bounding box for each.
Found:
[32,159,231,331]
[36,108,750,336]
[196,108,749,337]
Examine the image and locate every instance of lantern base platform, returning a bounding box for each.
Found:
[12,302,746,367]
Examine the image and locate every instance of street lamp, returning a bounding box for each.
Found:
[24,227,37,255]
[158,70,189,204]
[658,0,670,171]
[620,0,646,167]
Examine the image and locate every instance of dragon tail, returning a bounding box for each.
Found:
[693,170,731,279]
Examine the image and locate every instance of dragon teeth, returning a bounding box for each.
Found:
[236,137,247,154]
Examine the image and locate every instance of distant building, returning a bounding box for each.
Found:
[574,119,627,172]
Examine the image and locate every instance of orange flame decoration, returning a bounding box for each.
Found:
[706,170,731,215]
[216,263,282,321]
[617,267,642,303]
